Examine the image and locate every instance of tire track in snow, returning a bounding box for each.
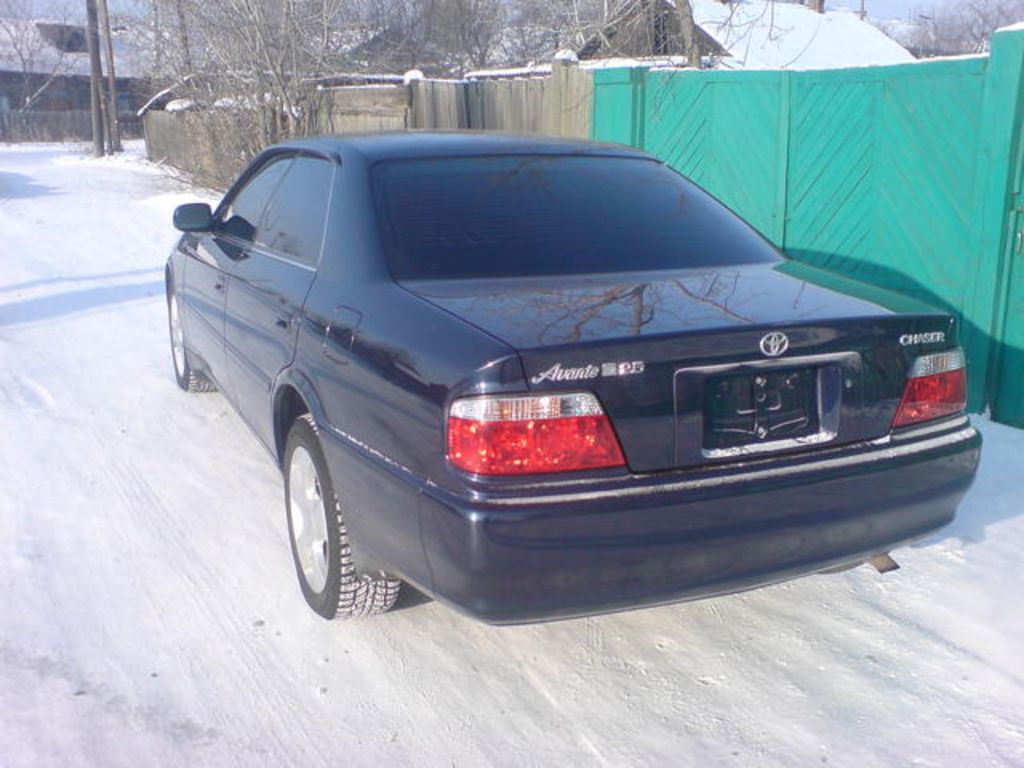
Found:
[0,373,57,414]
[0,643,220,749]
[83,428,333,767]
[519,664,616,768]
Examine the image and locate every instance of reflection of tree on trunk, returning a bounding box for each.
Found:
[456,272,755,345]
[629,283,649,336]
[672,276,749,324]
[542,283,654,343]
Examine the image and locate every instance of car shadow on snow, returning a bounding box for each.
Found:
[0,280,164,327]
[783,253,1021,549]
[913,421,1021,551]
[0,171,58,201]
[0,268,161,296]
[390,583,434,612]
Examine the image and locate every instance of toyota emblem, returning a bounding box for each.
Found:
[759,331,789,357]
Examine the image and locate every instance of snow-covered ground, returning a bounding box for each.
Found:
[0,142,1022,768]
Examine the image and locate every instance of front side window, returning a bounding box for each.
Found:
[372,155,782,281]
[256,156,334,267]
[220,156,292,242]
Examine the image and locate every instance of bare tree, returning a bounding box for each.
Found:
[0,0,76,109]
[204,0,352,134]
[908,0,1024,55]
[131,0,708,184]
[138,0,356,166]
[330,0,617,74]
[122,0,198,78]
[438,0,505,70]
[574,0,708,66]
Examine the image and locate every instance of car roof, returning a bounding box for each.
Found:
[279,131,651,163]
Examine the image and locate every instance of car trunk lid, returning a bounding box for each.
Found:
[404,264,956,473]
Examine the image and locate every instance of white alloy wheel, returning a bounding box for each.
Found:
[169,294,186,378]
[288,445,330,593]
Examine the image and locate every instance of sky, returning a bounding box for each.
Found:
[831,0,962,20]
[7,0,978,26]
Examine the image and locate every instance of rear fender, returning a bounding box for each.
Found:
[271,367,328,465]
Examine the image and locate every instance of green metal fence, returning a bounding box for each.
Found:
[592,29,1024,427]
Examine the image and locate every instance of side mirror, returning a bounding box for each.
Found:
[173,202,214,233]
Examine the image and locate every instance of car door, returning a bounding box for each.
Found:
[223,153,336,449]
[178,233,230,382]
[182,156,292,387]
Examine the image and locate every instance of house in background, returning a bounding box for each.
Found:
[578,0,729,61]
[579,0,915,69]
[0,17,148,115]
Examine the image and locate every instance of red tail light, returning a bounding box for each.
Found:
[447,393,626,476]
[892,349,967,428]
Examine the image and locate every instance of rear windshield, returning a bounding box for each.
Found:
[371,155,781,280]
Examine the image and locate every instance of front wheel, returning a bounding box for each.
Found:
[284,414,401,620]
[167,290,215,393]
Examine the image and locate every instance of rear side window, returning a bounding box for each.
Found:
[257,156,334,267]
[220,156,292,242]
[372,155,781,280]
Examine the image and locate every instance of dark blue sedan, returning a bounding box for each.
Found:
[165,133,981,623]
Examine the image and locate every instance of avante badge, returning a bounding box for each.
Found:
[530,361,645,384]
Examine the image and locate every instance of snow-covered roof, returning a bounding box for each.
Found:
[466,56,688,80]
[305,72,406,87]
[136,83,176,116]
[692,0,915,70]
[0,17,143,78]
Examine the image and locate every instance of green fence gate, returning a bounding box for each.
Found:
[592,29,1024,427]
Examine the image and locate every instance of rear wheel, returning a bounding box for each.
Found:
[167,290,215,393]
[284,414,401,619]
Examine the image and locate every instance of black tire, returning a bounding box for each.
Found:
[284,414,401,620]
[167,289,216,393]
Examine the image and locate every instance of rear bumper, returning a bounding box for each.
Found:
[419,421,981,624]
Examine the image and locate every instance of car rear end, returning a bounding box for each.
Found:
[420,330,977,623]
[371,147,981,623]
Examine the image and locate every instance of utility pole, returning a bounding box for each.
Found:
[152,0,163,76]
[172,0,194,74]
[97,0,122,152]
[85,0,105,157]
[859,0,867,20]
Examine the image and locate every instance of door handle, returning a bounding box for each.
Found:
[1017,230,1023,254]
[275,316,292,330]
[322,307,362,366]
[214,281,225,292]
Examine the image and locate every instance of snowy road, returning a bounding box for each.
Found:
[1,143,1022,768]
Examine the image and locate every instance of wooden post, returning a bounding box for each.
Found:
[675,0,701,68]
[85,0,105,157]
[97,0,122,152]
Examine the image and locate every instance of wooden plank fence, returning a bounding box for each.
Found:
[0,110,143,143]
